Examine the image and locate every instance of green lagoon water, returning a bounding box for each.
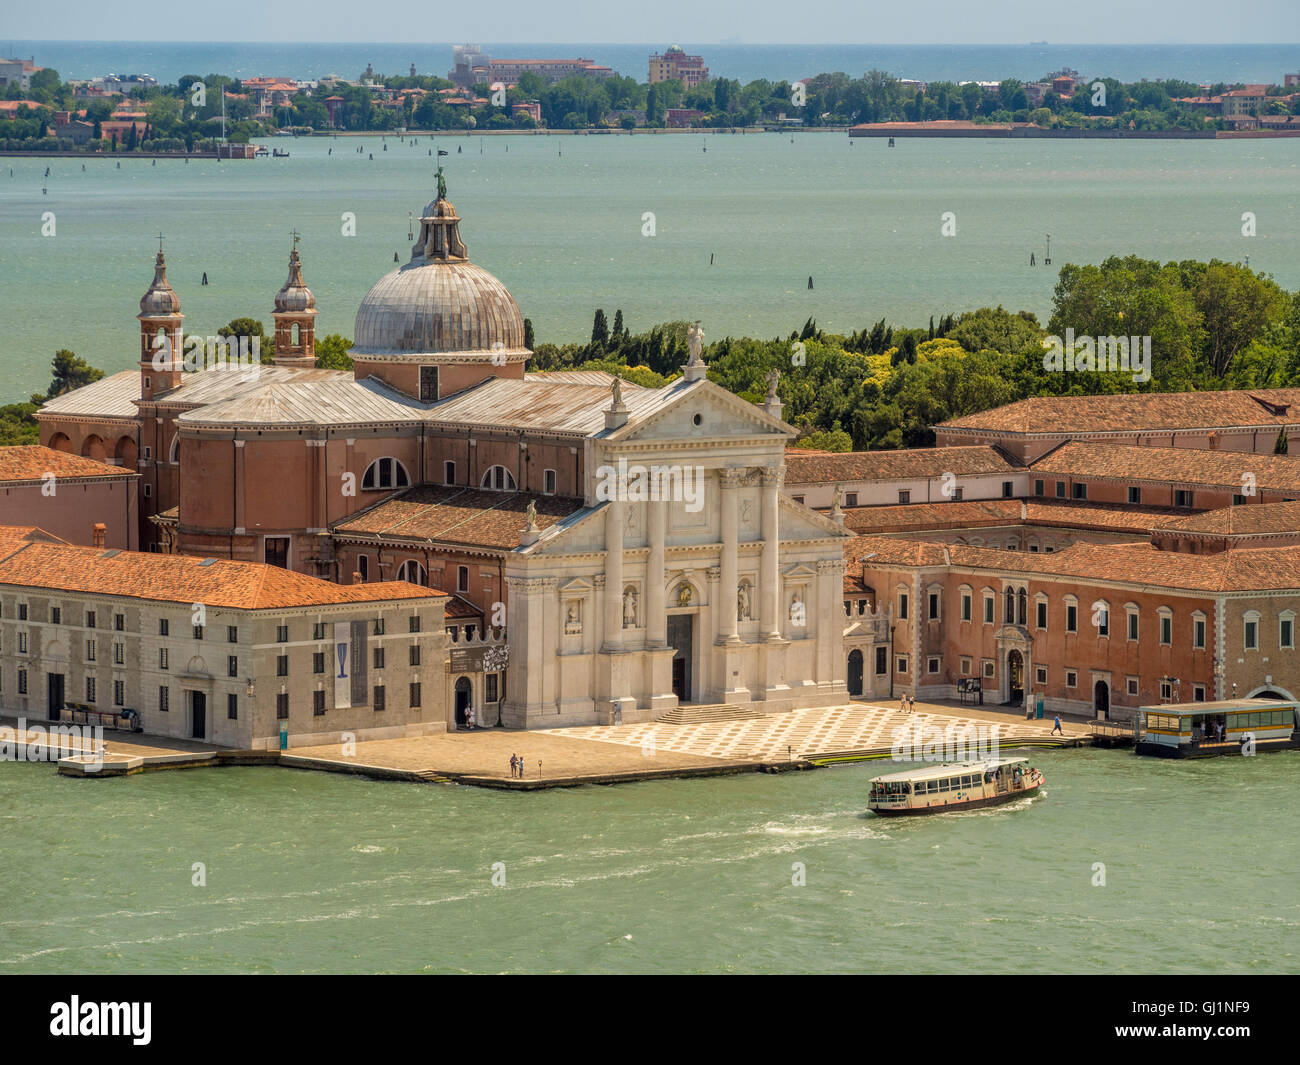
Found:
[1,133,1298,401]
[1,749,1297,974]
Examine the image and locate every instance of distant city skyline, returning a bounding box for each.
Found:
[3,0,1298,46]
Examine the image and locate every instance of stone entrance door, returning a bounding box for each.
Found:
[1007,650,1025,707]
[668,614,694,703]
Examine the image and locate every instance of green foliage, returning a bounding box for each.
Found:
[40,350,104,401]
[792,428,853,452]
[315,334,354,370]
[0,402,40,445]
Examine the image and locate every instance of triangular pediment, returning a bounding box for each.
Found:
[606,378,793,444]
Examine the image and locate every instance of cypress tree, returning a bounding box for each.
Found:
[523,318,534,350]
[591,309,609,346]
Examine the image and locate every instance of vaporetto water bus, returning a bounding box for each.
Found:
[867,757,1044,817]
[1134,698,1300,758]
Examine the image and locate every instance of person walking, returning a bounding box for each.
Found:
[1051,714,1063,736]
[509,753,518,778]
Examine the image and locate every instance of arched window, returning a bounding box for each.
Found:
[167,434,180,463]
[397,560,427,586]
[362,457,410,491]
[480,465,517,491]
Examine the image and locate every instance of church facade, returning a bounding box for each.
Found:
[34,180,850,730]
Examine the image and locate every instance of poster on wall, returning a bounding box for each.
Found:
[334,621,352,709]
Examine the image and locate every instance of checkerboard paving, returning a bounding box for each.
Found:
[542,704,1064,762]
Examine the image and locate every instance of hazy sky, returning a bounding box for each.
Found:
[4,0,1298,44]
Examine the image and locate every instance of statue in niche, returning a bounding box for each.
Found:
[789,590,806,626]
[737,581,752,621]
[564,601,582,634]
[623,585,638,628]
[740,498,752,526]
[676,583,693,607]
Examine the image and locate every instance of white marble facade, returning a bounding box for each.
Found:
[502,374,851,728]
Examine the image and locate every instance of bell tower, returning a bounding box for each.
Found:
[272,234,317,369]
[138,241,184,401]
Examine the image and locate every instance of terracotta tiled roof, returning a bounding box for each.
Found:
[1031,442,1300,492]
[334,486,585,549]
[1155,500,1300,538]
[0,446,135,483]
[845,533,1300,593]
[940,389,1300,434]
[1022,499,1186,532]
[0,525,67,545]
[839,497,1175,536]
[0,540,443,609]
[785,445,1019,485]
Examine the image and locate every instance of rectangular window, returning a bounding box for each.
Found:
[85,610,94,628]
[409,645,421,667]
[113,680,124,706]
[1175,489,1194,508]
[1127,677,1139,696]
[159,618,169,636]
[373,647,385,670]
[1193,685,1206,702]
[1161,616,1173,645]
[313,652,325,675]
[1066,605,1077,633]
[486,673,499,703]
[982,660,995,678]
[159,648,169,670]
[1036,600,1047,629]
[276,692,289,720]
[313,690,326,716]
[542,469,556,495]
[227,655,238,678]
[1055,481,1066,499]
[420,364,439,402]
[897,490,910,505]
[18,669,27,694]
[896,656,908,674]
[85,638,94,660]
[927,593,939,620]
[113,642,124,665]
[277,655,289,677]
[264,537,289,569]
[312,622,326,641]
[457,566,469,593]
[1035,666,1047,684]
[1002,481,1013,498]
[227,693,238,720]
[1194,619,1206,649]
[1127,612,1139,640]
[409,614,421,633]
[927,656,940,674]
[898,593,909,620]
[1065,670,1077,688]
[961,593,971,621]
[86,677,96,703]
[1097,609,1109,637]
[1160,680,1172,700]
[227,625,238,643]
[17,632,27,654]
[983,596,994,624]
[1245,621,1258,650]
[1033,479,1044,496]
[952,487,963,501]
[1232,493,1245,506]
[193,625,203,640]
[143,484,152,498]
[874,646,887,675]
[1128,486,1141,504]
[409,681,422,708]
[959,655,972,675]
[159,685,168,711]
[17,602,27,621]
[1282,619,1294,649]
[1072,482,1087,500]
[114,613,125,631]
[845,492,858,507]
[374,618,385,636]
[374,685,386,712]
[276,624,289,643]
[51,606,61,625]
[444,460,456,485]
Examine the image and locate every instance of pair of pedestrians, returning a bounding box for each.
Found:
[509,752,524,778]
[899,693,917,713]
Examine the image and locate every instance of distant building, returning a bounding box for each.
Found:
[448,47,613,88]
[0,58,40,91]
[511,100,542,125]
[665,108,703,128]
[649,46,709,88]
[1222,86,1269,118]
[1285,72,1300,87]
[1051,75,1076,97]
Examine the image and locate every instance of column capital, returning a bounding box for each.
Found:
[718,467,745,489]
[761,464,785,488]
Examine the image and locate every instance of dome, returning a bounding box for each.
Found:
[139,249,181,317]
[352,187,526,357]
[275,243,315,313]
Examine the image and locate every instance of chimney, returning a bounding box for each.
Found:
[92,523,107,549]
[351,571,363,585]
